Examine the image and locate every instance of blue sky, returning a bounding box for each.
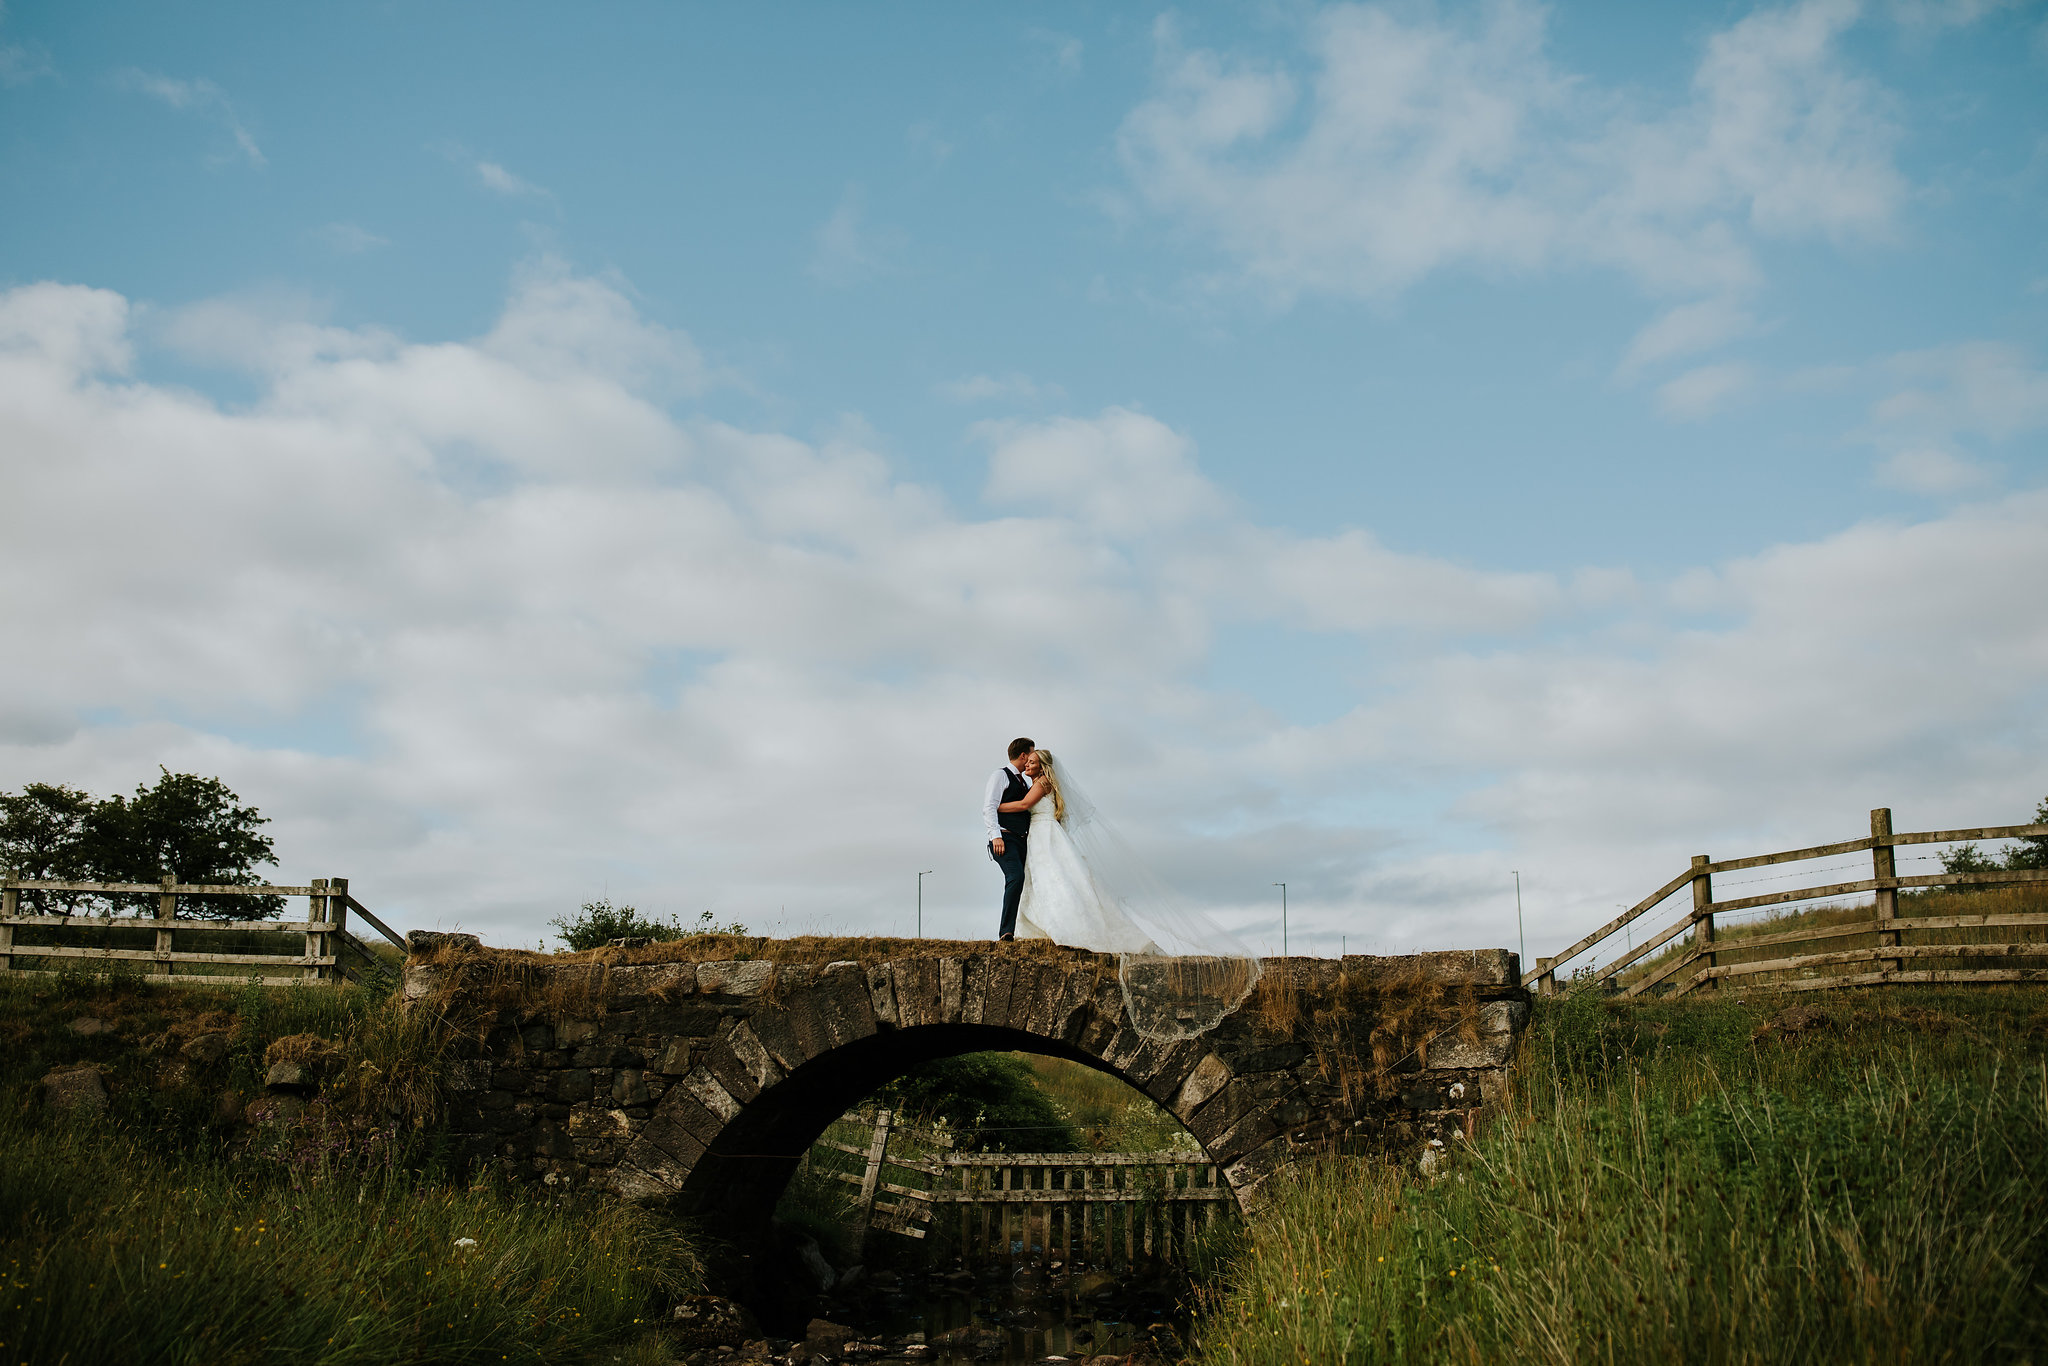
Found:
[2,1,2044,959]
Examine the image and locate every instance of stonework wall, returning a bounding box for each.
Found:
[406,941,1529,1231]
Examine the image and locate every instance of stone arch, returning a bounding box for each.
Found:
[606,953,1279,1229]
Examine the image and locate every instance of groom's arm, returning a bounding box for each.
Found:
[983,768,1006,847]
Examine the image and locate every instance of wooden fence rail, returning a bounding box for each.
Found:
[1530,808,2048,998]
[0,875,405,986]
[816,1110,1232,1268]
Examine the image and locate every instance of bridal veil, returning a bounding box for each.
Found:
[1043,753,1262,1043]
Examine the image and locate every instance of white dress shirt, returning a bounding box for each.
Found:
[984,763,1028,843]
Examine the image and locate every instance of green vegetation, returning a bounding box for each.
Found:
[1,770,284,919]
[1941,794,2048,876]
[1192,986,2048,1365]
[0,970,704,1365]
[880,1051,1082,1152]
[547,899,748,952]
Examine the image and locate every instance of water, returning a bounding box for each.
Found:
[854,1261,1188,1364]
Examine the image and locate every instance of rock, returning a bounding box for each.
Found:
[804,1319,856,1354]
[406,930,481,956]
[214,1091,245,1126]
[244,1093,307,1126]
[1753,1004,1834,1042]
[182,1031,232,1066]
[68,1015,111,1037]
[796,1234,836,1291]
[41,1065,108,1118]
[666,1294,761,1349]
[264,1060,312,1092]
[698,960,775,997]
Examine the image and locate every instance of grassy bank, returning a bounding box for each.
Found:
[0,969,702,1366]
[1193,987,2048,1365]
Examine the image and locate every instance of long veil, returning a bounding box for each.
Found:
[1045,753,1262,1043]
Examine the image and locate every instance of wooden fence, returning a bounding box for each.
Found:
[815,1110,1234,1268]
[1529,808,2048,998]
[0,875,407,985]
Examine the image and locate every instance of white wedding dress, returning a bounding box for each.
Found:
[1014,794,1160,954]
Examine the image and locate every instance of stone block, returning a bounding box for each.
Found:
[1207,1107,1283,1168]
[406,930,481,956]
[520,1023,553,1051]
[447,1059,492,1092]
[746,1007,808,1074]
[890,959,940,1028]
[613,1068,651,1106]
[264,1060,313,1094]
[1174,1054,1232,1116]
[866,963,899,1026]
[938,958,965,1023]
[656,1039,695,1076]
[980,957,1020,1030]
[818,961,878,1045]
[680,1066,742,1124]
[960,956,990,1023]
[717,1020,786,1099]
[698,960,774,998]
[491,1066,532,1092]
[570,1107,634,1138]
[613,1138,692,1201]
[556,1019,598,1047]
[548,1070,595,1104]
[608,962,697,1000]
[639,1099,711,1166]
[1425,1033,1515,1071]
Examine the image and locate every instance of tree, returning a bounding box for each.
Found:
[1938,795,2048,887]
[0,783,96,913]
[81,769,282,919]
[548,901,747,952]
[879,1052,1079,1153]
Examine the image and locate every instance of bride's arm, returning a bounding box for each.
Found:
[998,780,1050,812]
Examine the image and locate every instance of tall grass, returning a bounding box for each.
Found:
[1193,988,2048,1364]
[1,970,703,1365]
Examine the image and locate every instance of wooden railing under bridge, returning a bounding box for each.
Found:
[0,875,406,985]
[815,1109,1235,1268]
[1530,808,2048,998]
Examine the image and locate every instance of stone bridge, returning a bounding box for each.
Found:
[405,940,1529,1234]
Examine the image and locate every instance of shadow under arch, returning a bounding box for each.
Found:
[674,1022,1204,1232]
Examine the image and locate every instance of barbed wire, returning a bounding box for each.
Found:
[1712,851,1948,889]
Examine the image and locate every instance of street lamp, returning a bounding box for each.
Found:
[917,870,933,939]
[1273,882,1287,957]
[1513,871,1526,970]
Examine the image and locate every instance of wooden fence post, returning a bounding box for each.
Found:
[1691,855,1716,992]
[308,878,327,982]
[328,877,348,982]
[1,876,15,976]
[850,1108,893,1256]
[154,874,177,978]
[1535,958,1556,996]
[1871,809,1898,976]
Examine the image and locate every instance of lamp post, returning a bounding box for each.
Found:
[1513,871,1526,970]
[917,870,933,939]
[1273,882,1287,957]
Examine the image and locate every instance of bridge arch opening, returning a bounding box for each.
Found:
[674,1022,1214,1233]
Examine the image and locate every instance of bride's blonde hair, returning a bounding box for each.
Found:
[1033,749,1066,822]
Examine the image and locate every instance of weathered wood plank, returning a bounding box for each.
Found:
[1888,823,2048,848]
[1698,941,2048,980]
[941,1151,1211,1167]
[10,945,335,967]
[1524,867,1696,986]
[1593,910,1698,983]
[344,895,407,951]
[3,880,319,896]
[0,967,340,987]
[1,915,341,932]
[922,1188,1233,1204]
[1743,967,2048,992]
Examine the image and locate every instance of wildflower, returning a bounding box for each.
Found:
[455,1238,478,1249]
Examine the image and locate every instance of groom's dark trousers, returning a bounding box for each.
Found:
[993,836,1027,939]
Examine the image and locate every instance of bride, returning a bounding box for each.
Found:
[997,749,1261,1039]
[1000,749,1159,953]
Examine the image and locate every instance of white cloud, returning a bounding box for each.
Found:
[114,69,265,166]
[1,271,2042,966]
[1876,446,1993,492]
[1873,342,2048,442]
[1621,298,1758,374]
[1117,1,1902,302]
[315,222,389,255]
[1656,362,1756,418]
[937,372,1060,404]
[476,159,549,199]
[810,186,896,286]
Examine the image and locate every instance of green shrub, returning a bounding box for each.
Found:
[548,900,746,952]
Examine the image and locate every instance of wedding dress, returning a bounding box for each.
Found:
[1008,756,1261,1041]
[1016,797,1161,954]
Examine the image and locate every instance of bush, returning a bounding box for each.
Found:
[879,1052,1080,1152]
[548,900,746,952]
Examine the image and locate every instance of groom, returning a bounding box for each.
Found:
[983,736,1035,941]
